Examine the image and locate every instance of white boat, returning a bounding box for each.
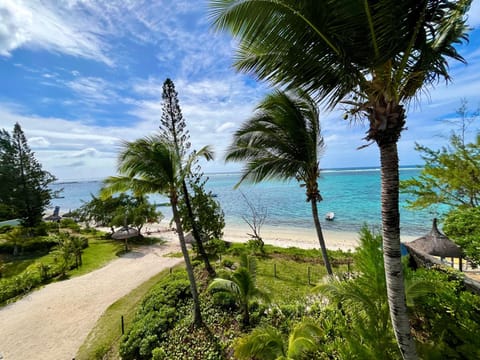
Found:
[325,212,335,221]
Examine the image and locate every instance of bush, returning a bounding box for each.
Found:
[0,225,13,234]
[411,268,480,359]
[0,236,57,254]
[212,291,237,311]
[120,271,191,360]
[60,218,81,232]
[204,238,227,257]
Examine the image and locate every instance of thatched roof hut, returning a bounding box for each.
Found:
[408,218,463,258]
[404,218,464,271]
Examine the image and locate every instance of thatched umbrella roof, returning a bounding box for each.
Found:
[408,218,463,258]
[112,227,139,240]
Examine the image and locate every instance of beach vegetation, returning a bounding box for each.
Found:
[0,122,57,227]
[74,193,162,235]
[210,1,472,357]
[101,136,213,327]
[119,269,192,360]
[78,230,480,360]
[208,254,270,326]
[233,320,322,360]
[0,225,123,305]
[401,132,480,210]
[160,78,217,278]
[225,89,333,275]
[443,207,480,264]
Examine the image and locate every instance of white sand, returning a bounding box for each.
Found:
[224,223,418,251]
[0,224,417,360]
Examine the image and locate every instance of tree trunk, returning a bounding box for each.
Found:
[171,197,203,327]
[182,180,216,278]
[310,200,333,275]
[379,142,417,360]
[243,301,250,327]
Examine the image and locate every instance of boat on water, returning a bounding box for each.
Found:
[325,212,335,221]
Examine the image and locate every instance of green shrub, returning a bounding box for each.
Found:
[411,268,480,359]
[212,291,237,311]
[204,238,228,257]
[119,271,191,360]
[221,259,234,269]
[60,218,81,232]
[0,225,14,234]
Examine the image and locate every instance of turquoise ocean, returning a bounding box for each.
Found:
[49,167,438,237]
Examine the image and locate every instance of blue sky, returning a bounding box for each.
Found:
[1,0,479,181]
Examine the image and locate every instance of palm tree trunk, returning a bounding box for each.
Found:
[171,196,203,327]
[243,301,250,327]
[182,180,216,278]
[311,200,333,275]
[379,142,417,360]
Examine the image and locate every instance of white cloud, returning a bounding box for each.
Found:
[0,1,32,56]
[216,122,236,133]
[29,137,51,148]
[0,0,112,65]
[68,147,101,159]
[66,77,119,105]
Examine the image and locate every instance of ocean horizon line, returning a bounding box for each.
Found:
[54,164,423,184]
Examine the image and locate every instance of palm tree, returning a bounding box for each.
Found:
[101,135,213,327]
[208,254,269,326]
[225,89,333,275]
[318,227,439,358]
[234,321,322,360]
[209,1,471,357]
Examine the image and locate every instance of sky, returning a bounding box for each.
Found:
[1,0,480,181]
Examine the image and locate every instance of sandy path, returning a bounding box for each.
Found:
[0,239,182,360]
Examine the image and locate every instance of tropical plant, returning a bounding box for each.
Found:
[318,227,399,358]
[4,227,27,257]
[234,320,322,360]
[101,136,213,327]
[317,227,439,358]
[210,1,472,357]
[160,78,216,277]
[208,254,269,326]
[225,89,333,274]
[52,233,75,276]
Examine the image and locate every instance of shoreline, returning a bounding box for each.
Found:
[141,222,419,252]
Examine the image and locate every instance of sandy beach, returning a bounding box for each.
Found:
[0,223,418,360]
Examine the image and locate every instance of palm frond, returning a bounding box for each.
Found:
[234,325,285,360]
[225,89,322,191]
[287,321,322,358]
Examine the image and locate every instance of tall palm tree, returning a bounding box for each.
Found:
[225,89,333,275]
[102,135,213,327]
[209,1,471,357]
[234,321,322,360]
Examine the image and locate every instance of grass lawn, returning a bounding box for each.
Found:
[68,237,124,277]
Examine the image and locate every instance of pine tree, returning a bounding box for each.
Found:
[160,78,216,277]
[0,123,57,227]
